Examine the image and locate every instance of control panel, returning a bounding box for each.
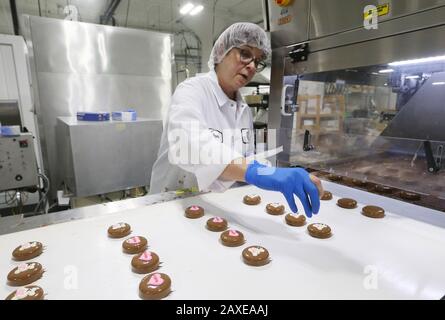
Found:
[0,133,39,191]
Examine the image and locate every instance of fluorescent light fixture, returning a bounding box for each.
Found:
[189,4,203,15]
[180,3,194,15]
[389,55,445,66]
[432,81,445,86]
[379,68,394,74]
[405,75,420,79]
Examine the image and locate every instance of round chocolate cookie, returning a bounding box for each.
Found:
[122,236,148,254]
[307,223,332,239]
[321,191,333,201]
[327,174,342,182]
[5,286,44,300]
[337,198,357,209]
[243,194,261,205]
[107,222,131,238]
[285,213,306,227]
[12,241,43,261]
[206,217,228,232]
[220,230,245,247]
[399,191,421,201]
[266,203,285,215]
[139,273,172,300]
[242,246,270,266]
[7,262,44,286]
[362,205,385,219]
[374,185,394,194]
[131,250,160,274]
[185,205,204,219]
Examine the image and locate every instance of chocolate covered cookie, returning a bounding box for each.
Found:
[242,246,270,266]
[337,198,357,209]
[266,203,285,215]
[220,230,245,247]
[108,222,131,238]
[139,273,171,300]
[12,242,43,261]
[362,205,385,219]
[7,262,44,286]
[132,250,160,274]
[206,217,228,232]
[5,286,44,300]
[243,194,261,205]
[285,213,306,227]
[307,223,332,239]
[185,205,204,219]
[122,236,148,254]
[321,191,333,201]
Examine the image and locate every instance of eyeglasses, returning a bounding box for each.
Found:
[235,47,267,72]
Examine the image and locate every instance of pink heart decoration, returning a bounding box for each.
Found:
[127,236,141,244]
[229,230,239,237]
[213,217,223,223]
[148,273,164,286]
[139,251,153,262]
[15,288,27,297]
[17,264,28,272]
[189,206,200,211]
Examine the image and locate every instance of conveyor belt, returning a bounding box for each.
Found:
[1,182,444,299]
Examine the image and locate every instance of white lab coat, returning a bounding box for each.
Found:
[149,71,254,194]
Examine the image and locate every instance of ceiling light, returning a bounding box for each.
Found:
[432,81,445,86]
[389,55,445,66]
[189,4,203,15]
[379,69,394,74]
[180,3,194,15]
[405,75,420,79]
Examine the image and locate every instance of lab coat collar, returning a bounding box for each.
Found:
[208,71,248,109]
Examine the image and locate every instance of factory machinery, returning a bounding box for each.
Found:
[265,0,445,212]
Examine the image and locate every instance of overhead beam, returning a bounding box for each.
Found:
[100,0,122,25]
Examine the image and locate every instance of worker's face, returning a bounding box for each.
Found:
[216,46,264,93]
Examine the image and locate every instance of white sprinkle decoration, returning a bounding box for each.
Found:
[313,223,327,231]
[248,247,265,257]
[19,242,37,251]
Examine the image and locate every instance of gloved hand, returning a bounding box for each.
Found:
[245,161,320,217]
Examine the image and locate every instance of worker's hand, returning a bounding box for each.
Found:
[245,161,321,217]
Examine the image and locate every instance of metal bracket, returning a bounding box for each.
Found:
[424,140,440,173]
[303,130,315,151]
[289,43,309,63]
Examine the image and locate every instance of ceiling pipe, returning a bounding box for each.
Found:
[100,0,122,25]
[9,0,20,35]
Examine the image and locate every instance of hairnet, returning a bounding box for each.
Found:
[208,22,271,70]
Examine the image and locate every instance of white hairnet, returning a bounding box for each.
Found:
[208,22,271,70]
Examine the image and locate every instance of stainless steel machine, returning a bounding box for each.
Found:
[265,0,445,211]
[56,117,162,197]
[20,15,174,200]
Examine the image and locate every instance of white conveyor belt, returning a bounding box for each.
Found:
[1,181,445,299]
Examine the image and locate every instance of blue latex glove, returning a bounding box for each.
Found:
[245,161,320,217]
